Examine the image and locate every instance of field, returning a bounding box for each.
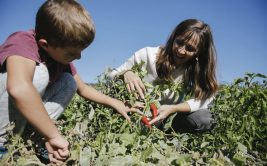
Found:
[1,72,266,166]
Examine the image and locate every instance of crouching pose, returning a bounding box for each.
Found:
[108,19,218,133]
[0,0,136,163]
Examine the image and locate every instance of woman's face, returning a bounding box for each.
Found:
[172,33,200,66]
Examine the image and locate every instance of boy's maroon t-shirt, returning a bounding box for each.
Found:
[0,30,77,84]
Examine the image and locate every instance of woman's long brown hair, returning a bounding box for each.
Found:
[156,19,218,100]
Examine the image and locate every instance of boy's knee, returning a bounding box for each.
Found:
[42,73,76,119]
[0,73,7,97]
[60,73,77,92]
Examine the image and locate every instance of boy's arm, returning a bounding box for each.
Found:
[7,56,69,162]
[74,74,132,121]
[6,56,61,139]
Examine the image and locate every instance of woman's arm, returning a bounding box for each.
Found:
[108,47,153,99]
[107,47,149,79]
[149,102,191,124]
[186,97,214,112]
[149,97,214,125]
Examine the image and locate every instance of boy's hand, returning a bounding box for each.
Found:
[124,70,146,99]
[130,101,145,115]
[111,99,144,122]
[45,135,70,163]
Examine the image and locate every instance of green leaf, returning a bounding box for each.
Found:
[237,142,247,154]
[141,146,153,160]
[79,147,93,166]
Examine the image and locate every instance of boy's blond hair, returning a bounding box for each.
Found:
[35,0,95,48]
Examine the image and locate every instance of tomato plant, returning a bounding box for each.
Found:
[1,69,266,165]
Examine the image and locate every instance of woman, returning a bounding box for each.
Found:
[108,19,218,133]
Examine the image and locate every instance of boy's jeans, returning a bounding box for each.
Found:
[0,63,76,143]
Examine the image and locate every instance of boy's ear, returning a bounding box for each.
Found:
[38,39,49,50]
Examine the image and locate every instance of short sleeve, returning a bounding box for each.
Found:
[69,62,77,76]
[0,30,39,69]
[186,97,214,112]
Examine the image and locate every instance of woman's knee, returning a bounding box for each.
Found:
[187,109,216,132]
[171,109,216,133]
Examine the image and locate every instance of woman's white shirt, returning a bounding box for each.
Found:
[108,46,213,112]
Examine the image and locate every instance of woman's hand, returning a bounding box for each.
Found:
[123,70,146,99]
[149,102,191,125]
[111,99,145,122]
[45,135,70,164]
[149,105,177,125]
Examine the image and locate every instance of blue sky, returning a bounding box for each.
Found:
[0,0,266,83]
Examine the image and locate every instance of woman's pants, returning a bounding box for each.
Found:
[171,109,216,133]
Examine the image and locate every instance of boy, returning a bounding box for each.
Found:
[0,0,135,163]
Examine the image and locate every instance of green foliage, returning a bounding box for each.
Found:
[1,71,266,165]
[211,73,267,164]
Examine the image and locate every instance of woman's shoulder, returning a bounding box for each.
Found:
[134,46,161,57]
[143,46,161,52]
